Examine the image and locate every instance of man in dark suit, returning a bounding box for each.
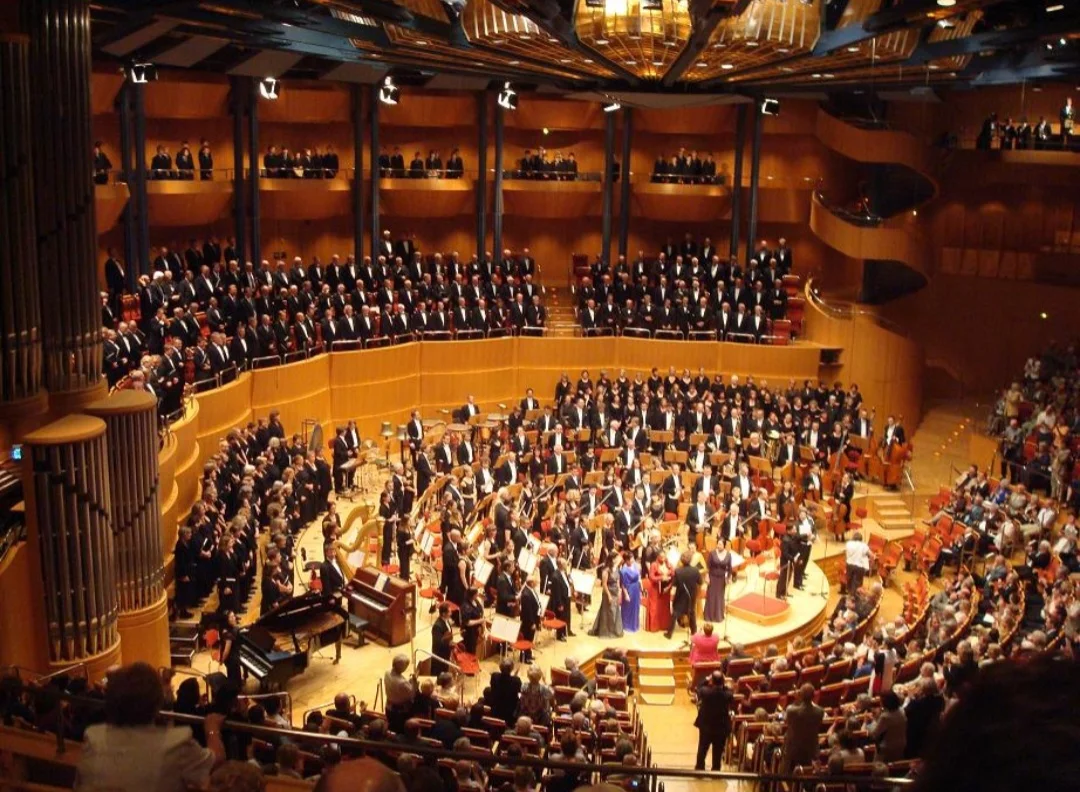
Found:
[665,551,701,638]
[487,658,522,725]
[547,560,574,640]
[519,578,542,663]
[780,685,825,773]
[694,671,734,771]
[431,603,454,675]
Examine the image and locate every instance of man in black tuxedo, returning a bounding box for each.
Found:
[431,603,454,675]
[665,551,701,638]
[519,578,542,663]
[317,542,347,662]
[547,559,574,640]
[694,671,734,771]
[332,427,352,494]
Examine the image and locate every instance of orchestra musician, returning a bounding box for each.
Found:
[519,577,542,662]
[431,602,454,674]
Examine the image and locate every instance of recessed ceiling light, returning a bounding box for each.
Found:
[549,38,559,43]
[928,63,940,69]
[560,58,572,63]
[777,48,789,53]
[780,66,794,72]
[625,59,636,64]
[519,34,530,39]
[583,58,594,63]
[824,73,835,78]
[936,0,955,6]
[713,43,725,49]
[746,41,759,47]
[812,72,822,78]
[1047,4,1065,11]
[629,33,641,40]
[721,63,734,69]
[664,40,676,46]
[766,175,774,180]
[416,39,428,45]
[846,46,859,52]
[508,60,520,65]
[492,39,505,44]
[652,59,664,66]
[697,61,708,67]
[596,38,609,44]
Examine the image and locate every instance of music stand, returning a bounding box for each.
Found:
[748,456,773,480]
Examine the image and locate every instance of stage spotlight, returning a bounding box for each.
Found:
[641,0,663,10]
[603,100,622,112]
[379,76,400,106]
[761,97,780,116]
[498,81,518,111]
[126,62,158,84]
[258,76,279,100]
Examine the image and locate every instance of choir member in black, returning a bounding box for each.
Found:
[93,141,111,185]
[317,541,346,663]
[431,603,454,674]
[260,549,291,615]
[176,141,195,180]
[378,488,398,567]
[173,525,197,618]
[216,535,241,615]
[519,577,542,663]
[460,586,485,656]
[198,139,213,180]
[219,610,242,684]
[568,518,591,570]
[397,515,415,582]
[332,427,352,494]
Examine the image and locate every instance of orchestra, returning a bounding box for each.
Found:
[324,367,909,650]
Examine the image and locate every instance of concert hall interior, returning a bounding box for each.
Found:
[3,1,1080,791]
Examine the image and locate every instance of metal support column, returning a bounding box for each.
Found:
[230,76,246,264]
[730,104,747,258]
[618,107,633,259]
[132,81,149,275]
[600,109,616,264]
[352,85,365,260]
[492,102,505,261]
[476,93,488,263]
[117,82,137,290]
[247,78,261,266]
[745,101,764,263]
[369,84,380,262]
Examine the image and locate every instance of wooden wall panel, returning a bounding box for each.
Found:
[380,92,476,128]
[329,344,422,439]
[259,85,351,124]
[634,105,740,135]
[513,337,618,396]
[91,71,125,116]
[419,338,518,413]
[191,375,253,471]
[506,97,605,132]
[144,77,231,120]
[250,355,332,436]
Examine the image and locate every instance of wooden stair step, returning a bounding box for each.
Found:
[640,678,676,694]
[638,657,675,671]
[639,692,676,706]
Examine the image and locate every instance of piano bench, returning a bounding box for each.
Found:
[348,614,370,647]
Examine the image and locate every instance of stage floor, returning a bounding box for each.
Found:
[186,498,831,724]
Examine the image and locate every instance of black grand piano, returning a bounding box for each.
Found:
[237,591,346,690]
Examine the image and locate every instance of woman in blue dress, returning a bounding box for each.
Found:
[619,550,642,633]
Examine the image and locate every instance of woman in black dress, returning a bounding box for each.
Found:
[460,586,485,655]
[396,515,415,581]
[219,610,242,684]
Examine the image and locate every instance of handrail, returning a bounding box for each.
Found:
[0,696,914,788]
[804,277,914,341]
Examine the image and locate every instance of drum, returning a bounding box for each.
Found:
[480,421,497,442]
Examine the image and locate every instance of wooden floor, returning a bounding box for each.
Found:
[181,398,981,777]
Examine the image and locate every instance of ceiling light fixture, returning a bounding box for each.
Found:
[761,97,780,115]
[1046,3,1064,10]
[936,0,955,6]
[603,100,621,112]
[595,37,609,44]
[721,63,734,69]
[847,46,859,52]
[126,62,158,84]
[378,75,400,105]
[258,76,279,100]
[497,81,518,111]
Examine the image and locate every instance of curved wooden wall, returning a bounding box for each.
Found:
[809,193,931,284]
[814,109,938,197]
[801,288,924,428]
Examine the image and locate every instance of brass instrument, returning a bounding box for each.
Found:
[764,430,782,463]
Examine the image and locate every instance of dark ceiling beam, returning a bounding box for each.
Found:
[662,0,751,87]
[907,9,1080,66]
[964,48,1080,86]
[811,0,1012,56]
[90,1,192,47]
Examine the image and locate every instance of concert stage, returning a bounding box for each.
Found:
[178,497,834,721]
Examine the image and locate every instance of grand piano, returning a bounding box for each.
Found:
[237,591,346,690]
[345,567,416,646]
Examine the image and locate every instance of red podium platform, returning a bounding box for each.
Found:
[727,593,791,625]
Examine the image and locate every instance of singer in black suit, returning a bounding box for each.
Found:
[431,603,454,674]
[519,579,542,662]
[665,551,701,638]
[548,561,574,640]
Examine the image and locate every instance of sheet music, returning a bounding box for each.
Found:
[375,572,389,591]
[537,592,550,614]
[527,535,541,553]
[569,569,596,596]
[420,532,435,556]
[473,558,494,586]
[347,550,365,569]
[489,614,521,644]
[518,547,538,576]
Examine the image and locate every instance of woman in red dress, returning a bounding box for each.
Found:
[645,554,673,632]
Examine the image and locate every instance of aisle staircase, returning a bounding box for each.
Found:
[636,651,676,706]
[862,494,917,541]
[545,286,579,338]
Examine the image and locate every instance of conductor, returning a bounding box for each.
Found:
[664,551,702,639]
